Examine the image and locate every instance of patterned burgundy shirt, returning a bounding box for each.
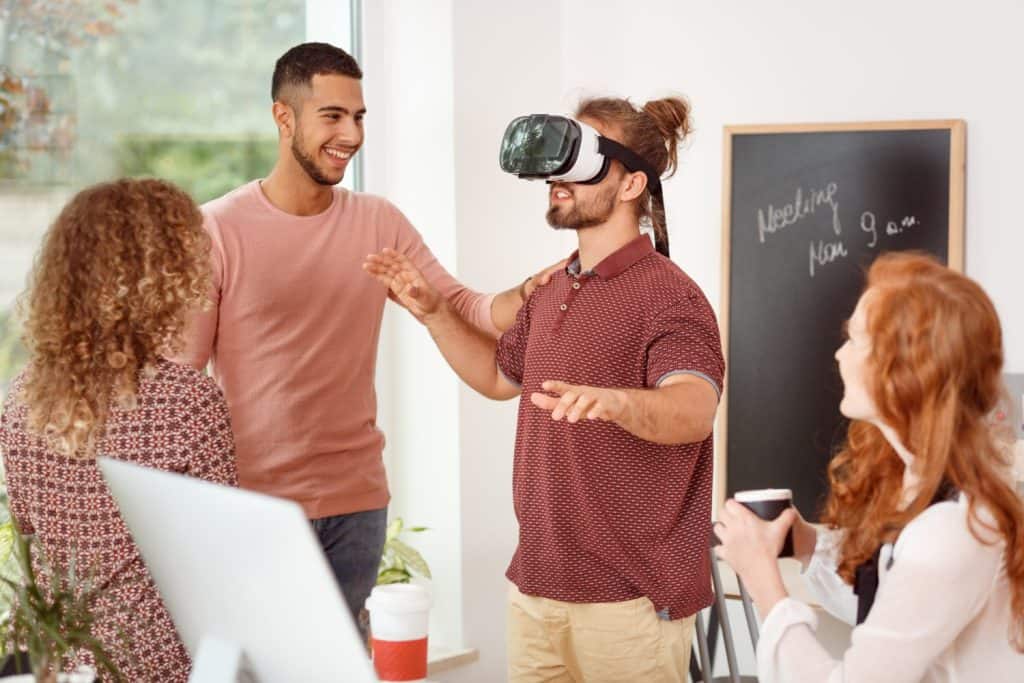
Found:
[497,235,725,619]
[0,360,238,682]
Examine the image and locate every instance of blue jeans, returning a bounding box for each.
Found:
[311,507,387,641]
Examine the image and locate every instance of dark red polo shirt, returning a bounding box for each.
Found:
[496,235,724,619]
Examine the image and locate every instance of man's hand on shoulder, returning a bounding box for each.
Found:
[491,257,569,333]
[522,258,569,300]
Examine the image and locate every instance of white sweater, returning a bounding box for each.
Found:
[757,496,1024,682]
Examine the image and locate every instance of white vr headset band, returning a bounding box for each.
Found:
[546,120,606,184]
[548,120,663,197]
[502,115,670,257]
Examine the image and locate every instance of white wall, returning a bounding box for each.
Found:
[362,0,465,650]
[366,1,1024,680]
[446,3,572,681]
[305,0,352,48]
[557,0,1024,372]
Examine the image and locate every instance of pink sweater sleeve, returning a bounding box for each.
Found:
[391,206,499,338]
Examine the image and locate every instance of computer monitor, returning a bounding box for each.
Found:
[98,457,377,682]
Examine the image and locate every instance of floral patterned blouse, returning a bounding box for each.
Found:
[0,360,238,682]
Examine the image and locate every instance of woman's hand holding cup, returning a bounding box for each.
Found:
[713,489,799,615]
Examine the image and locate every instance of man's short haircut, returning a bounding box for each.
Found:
[271,42,362,105]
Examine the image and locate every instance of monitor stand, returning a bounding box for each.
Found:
[188,635,258,683]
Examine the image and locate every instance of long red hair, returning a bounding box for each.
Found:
[822,252,1024,650]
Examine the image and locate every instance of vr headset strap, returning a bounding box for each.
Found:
[596,137,662,195]
[597,137,670,258]
[649,193,670,258]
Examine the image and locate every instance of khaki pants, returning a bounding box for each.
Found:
[506,583,695,683]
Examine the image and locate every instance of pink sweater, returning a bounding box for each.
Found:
[176,181,494,518]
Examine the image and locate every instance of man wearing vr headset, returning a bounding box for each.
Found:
[366,95,723,681]
[174,42,563,642]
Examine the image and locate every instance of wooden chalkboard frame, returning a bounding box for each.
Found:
[716,120,966,513]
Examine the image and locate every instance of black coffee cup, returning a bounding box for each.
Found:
[735,488,795,557]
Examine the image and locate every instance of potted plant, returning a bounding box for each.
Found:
[376,517,431,586]
[0,510,126,683]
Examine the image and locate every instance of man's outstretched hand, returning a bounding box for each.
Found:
[363,248,443,323]
[530,380,628,424]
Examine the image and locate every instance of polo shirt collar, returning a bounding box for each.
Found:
[565,234,655,279]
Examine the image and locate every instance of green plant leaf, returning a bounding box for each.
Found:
[377,517,433,586]
[0,507,127,680]
[388,539,431,579]
[377,568,410,585]
[385,517,403,542]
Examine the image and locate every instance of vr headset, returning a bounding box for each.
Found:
[498,114,669,256]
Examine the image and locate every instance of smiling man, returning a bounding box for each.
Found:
[175,43,557,638]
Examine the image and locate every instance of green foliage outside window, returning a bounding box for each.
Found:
[0,308,28,396]
[0,133,277,394]
[115,134,277,205]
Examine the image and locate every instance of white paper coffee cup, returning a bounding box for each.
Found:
[734,488,794,557]
[365,583,431,683]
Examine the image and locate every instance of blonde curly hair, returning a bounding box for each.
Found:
[18,178,211,458]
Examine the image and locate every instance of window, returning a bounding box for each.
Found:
[0,0,356,393]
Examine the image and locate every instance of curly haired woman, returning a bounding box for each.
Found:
[0,178,238,681]
[715,252,1024,681]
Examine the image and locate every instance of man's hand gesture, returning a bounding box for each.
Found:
[530,380,628,424]
[363,248,443,323]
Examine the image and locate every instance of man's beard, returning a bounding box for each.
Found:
[545,184,616,231]
[291,128,341,186]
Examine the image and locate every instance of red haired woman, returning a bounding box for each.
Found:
[715,252,1024,681]
[0,178,238,680]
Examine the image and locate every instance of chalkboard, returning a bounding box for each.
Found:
[719,121,965,519]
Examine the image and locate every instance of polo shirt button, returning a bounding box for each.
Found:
[560,303,568,311]
[572,282,581,289]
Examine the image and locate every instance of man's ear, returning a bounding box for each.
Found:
[619,170,648,203]
[272,101,295,139]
